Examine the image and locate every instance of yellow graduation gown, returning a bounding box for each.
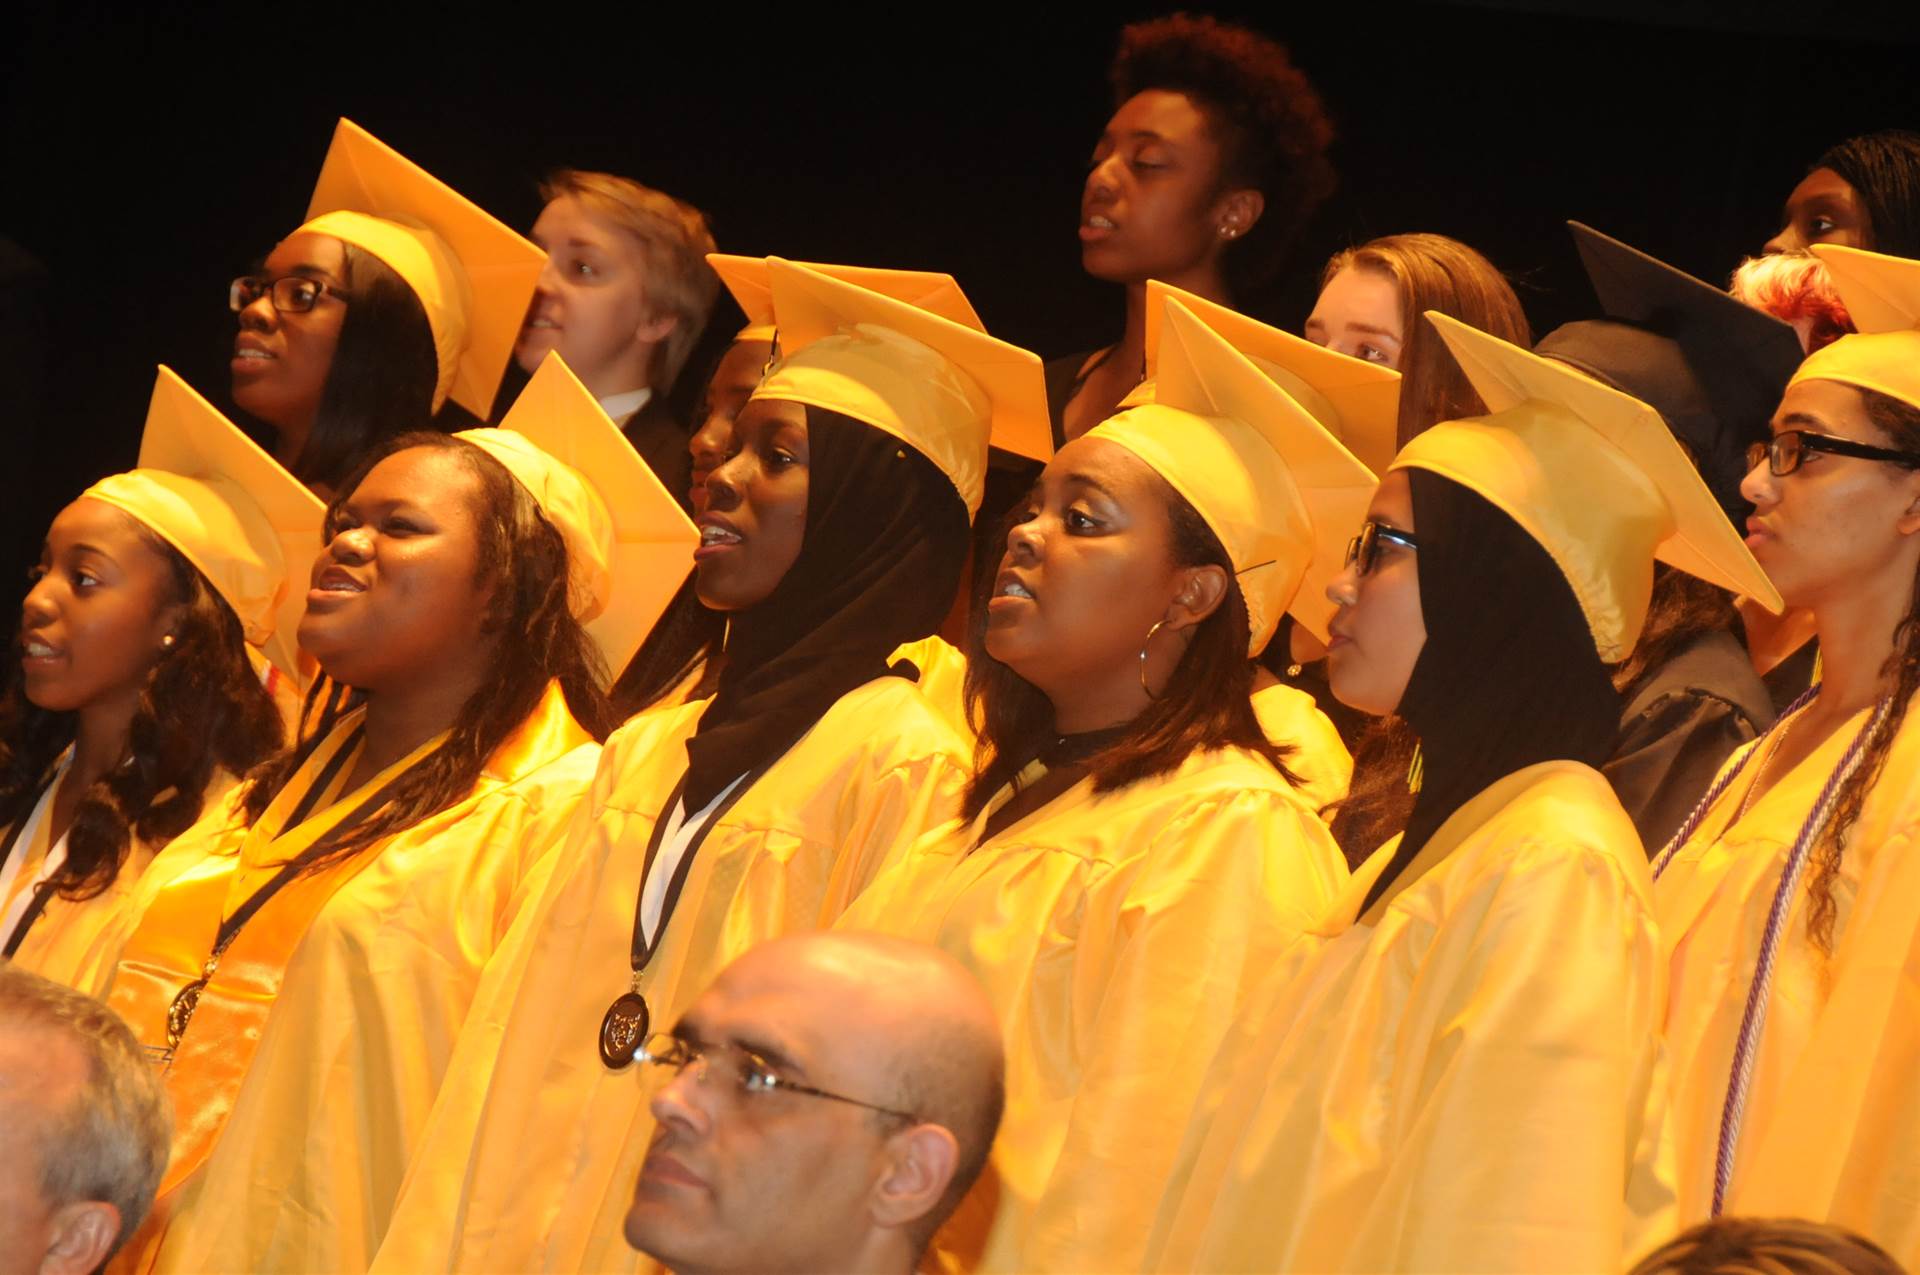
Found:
[106,682,597,1274]
[1150,761,1675,1274]
[1251,681,1352,813]
[1657,698,1920,1262]
[833,744,1348,1274]
[1,759,241,998]
[370,674,970,1274]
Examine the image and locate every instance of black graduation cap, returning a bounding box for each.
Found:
[1533,221,1805,522]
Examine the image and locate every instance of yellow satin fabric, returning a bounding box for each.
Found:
[5,769,241,999]
[1250,682,1352,814]
[894,633,972,738]
[1657,698,1920,1263]
[370,675,969,1274]
[1150,761,1675,1273]
[107,682,596,1274]
[834,745,1348,1274]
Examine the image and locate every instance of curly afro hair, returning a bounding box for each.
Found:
[1109,13,1336,288]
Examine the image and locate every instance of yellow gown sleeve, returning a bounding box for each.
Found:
[1158,834,1673,1273]
[1016,790,1346,1274]
[1251,682,1352,813]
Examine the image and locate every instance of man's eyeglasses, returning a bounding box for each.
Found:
[1746,429,1920,477]
[1344,520,1419,577]
[228,275,352,315]
[636,1033,916,1124]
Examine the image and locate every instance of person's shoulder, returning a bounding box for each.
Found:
[1454,762,1650,895]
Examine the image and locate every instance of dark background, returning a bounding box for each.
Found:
[2,1,1916,584]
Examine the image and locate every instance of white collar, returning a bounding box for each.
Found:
[598,387,654,423]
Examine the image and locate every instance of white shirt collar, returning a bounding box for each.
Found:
[598,387,654,423]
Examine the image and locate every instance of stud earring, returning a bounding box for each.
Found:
[160,634,177,649]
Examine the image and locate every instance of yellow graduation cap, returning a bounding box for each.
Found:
[1398,311,1785,662]
[299,118,545,417]
[1791,244,1920,412]
[710,254,986,341]
[82,368,324,684]
[457,353,697,673]
[1121,281,1403,474]
[727,257,1051,516]
[1088,298,1378,653]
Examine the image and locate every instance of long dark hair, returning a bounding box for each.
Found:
[961,476,1295,818]
[1816,129,1920,258]
[291,244,440,492]
[0,528,283,900]
[610,574,724,719]
[241,431,616,874]
[1804,386,1920,951]
[1611,565,1743,699]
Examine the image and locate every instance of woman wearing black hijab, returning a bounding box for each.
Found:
[370,257,1051,1274]
[1148,314,1782,1272]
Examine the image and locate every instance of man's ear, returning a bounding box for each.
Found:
[43,1199,120,1275]
[635,309,679,347]
[1162,562,1230,634]
[870,1123,961,1232]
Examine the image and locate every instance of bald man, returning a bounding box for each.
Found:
[623,931,1004,1275]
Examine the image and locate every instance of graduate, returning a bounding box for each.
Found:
[612,256,1043,734]
[101,354,688,1273]
[1535,221,1805,847]
[1113,278,1400,809]
[1148,311,1784,1274]
[0,369,314,997]
[230,117,542,495]
[836,295,1360,1273]
[1655,245,1920,1263]
[368,257,1047,1274]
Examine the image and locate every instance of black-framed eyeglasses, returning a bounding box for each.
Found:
[228,275,353,315]
[1344,520,1419,577]
[1746,429,1920,477]
[636,1033,917,1124]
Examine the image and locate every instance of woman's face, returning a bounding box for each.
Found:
[694,397,809,611]
[1305,265,1405,368]
[1765,167,1871,254]
[20,499,182,715]
[1324,470,1426,716]
[298,446,495,693]
[1080,89,1244,286]
[517,194,674,397]
[690,339,773,515]
[1740,379,1920,612]
[231,232,349,435]
[984,436,1203,704]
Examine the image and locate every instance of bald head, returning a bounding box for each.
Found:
[626,933,1005,1275]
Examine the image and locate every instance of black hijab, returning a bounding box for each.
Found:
[1358,471,1622,915]
[681,406,970,809]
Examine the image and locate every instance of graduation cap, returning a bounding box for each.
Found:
[300,118,545,416]
[1532,221,1804,519]
[459,354,698,673]
[1121,280,1402,475]
[709,254,985,344]
[84,368,325,683]
[1403,312,1784,663]
[1791,244,1920,412]
[742,257,1052,516]
[1090,296,1378,653]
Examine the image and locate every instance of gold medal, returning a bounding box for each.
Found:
[599,991,650,1070]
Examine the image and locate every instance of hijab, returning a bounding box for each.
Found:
[680,405,970,809]
[1358,470,1621,915]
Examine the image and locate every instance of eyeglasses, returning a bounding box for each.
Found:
[1746,429,1920,477]
[636,1034,916,1124]
[1343,520,1419,577]
[228,275,352,315]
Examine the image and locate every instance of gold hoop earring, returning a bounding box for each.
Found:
[1139,620,1168,700]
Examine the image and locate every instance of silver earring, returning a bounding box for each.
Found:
[1138,620,1167,699]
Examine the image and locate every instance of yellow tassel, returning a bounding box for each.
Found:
[1407,742,1424,795]
[1812,646,1824,687]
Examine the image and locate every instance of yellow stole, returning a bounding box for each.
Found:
[109,713,446,1202]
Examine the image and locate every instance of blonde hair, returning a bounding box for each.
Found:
[1730,252,1854,354]
[1321,233,1531,448]
[540,170,720,392]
